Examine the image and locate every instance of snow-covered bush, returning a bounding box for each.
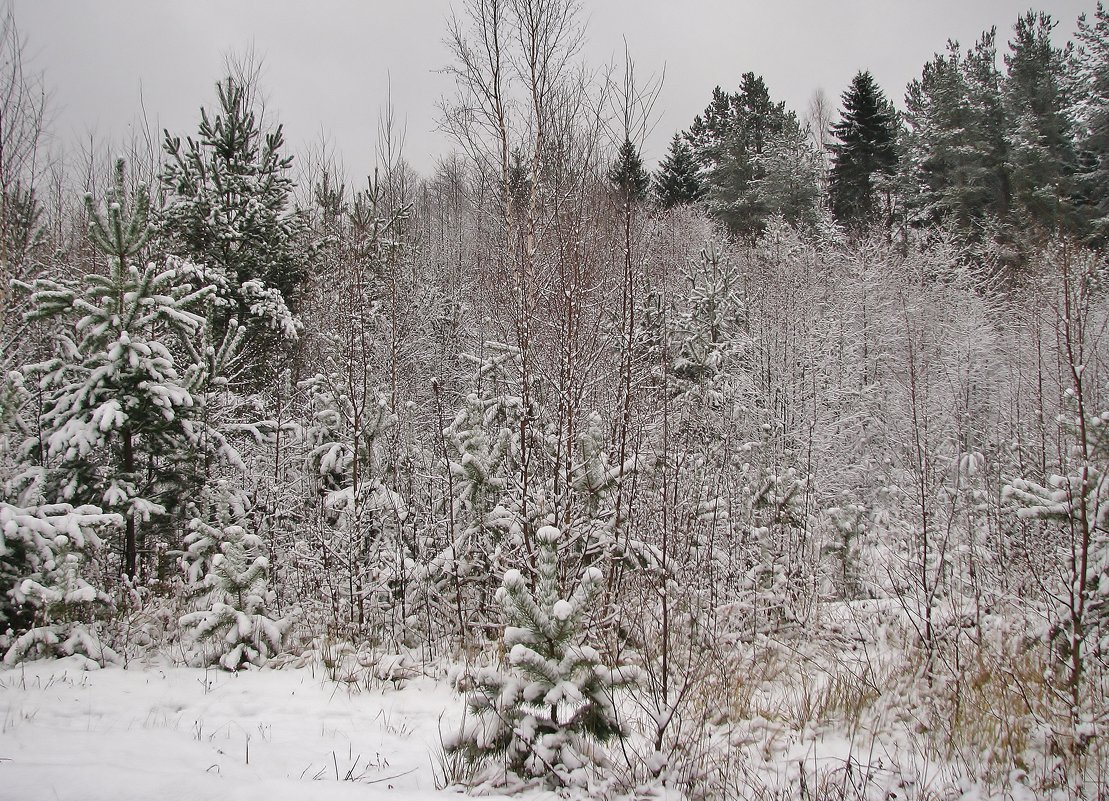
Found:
[447,525,639,787]
[1,502,120,667]
[179,502,290,671]
[1005,392,1109,681]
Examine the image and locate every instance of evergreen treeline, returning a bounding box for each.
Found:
[657,6,1109,259]
[1,2,1108,797]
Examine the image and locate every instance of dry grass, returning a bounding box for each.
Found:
[612,619,1109,801]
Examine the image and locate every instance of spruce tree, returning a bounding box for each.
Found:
[654,133,703,208]
[829,71,900,226]
[608,137,650,202]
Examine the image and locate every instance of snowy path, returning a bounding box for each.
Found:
[0,657,466,801]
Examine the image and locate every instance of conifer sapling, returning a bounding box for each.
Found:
[447,525,639,787]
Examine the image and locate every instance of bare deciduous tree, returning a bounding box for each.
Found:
[0,2,47,339]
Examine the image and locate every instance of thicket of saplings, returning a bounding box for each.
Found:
[1,2,1108,798]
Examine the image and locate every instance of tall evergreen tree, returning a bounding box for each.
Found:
[608,137,650,202]
[689,73,810,240]
[158,77,306,362]
[1003,12,1077,231]
[687,86,739,163]
[751,124,823,231]
[829,71,900,226]
[901,35,1009,232]
[963,30,1012,220]
[1070,3,1109,244]
[654,133,702,208]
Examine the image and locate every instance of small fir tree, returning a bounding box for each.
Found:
[654,133,703,208]
[1005,391,1109,693]
[302,371,405,633]
[608,137,650,202]
[571,412,627,518]
[671,243,749,389]
[179,497,289,671]
[447,525,639,787]
[1,502,119,667]
[1,180,46,274]
[18,160,212,580]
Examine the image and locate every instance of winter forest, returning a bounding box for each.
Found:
[1,1,1109,799]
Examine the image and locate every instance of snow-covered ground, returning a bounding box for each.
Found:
[0,656,466,801]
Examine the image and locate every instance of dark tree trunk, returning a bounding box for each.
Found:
[122,427,137,580]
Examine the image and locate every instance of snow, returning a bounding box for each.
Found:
[0,657,465,801]
[535,526,560,544]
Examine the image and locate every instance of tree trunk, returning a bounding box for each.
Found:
[122,426,137,580]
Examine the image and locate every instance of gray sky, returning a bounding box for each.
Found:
[17,0,1095,182]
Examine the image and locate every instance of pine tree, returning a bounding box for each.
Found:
[447,525,639,787]
[159,77,306,364]
[686,86,738,162]
[444,343,528,534]
[0,367,33,640]
[1003,12,1077,231]
[750,124,823,231]
[302,368,403,633]
[1071,3,1109,244]
[1,502,119,667]
[608,138,650,202]
[1,181,45,273]
[1005,391,1109,698]
[18,160,212,580]
[901,36,1010,233]
[963,30,1012,221]
[571,412,624,518]
[654,133,703,208]
[829,71,900,226]
[691,73,806,240]
[671,242,748,389]
[178,498,289,671]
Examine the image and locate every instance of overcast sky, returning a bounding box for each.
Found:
[17,0,1095,182]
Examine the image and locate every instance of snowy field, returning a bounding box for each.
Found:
[0,656,466,801]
